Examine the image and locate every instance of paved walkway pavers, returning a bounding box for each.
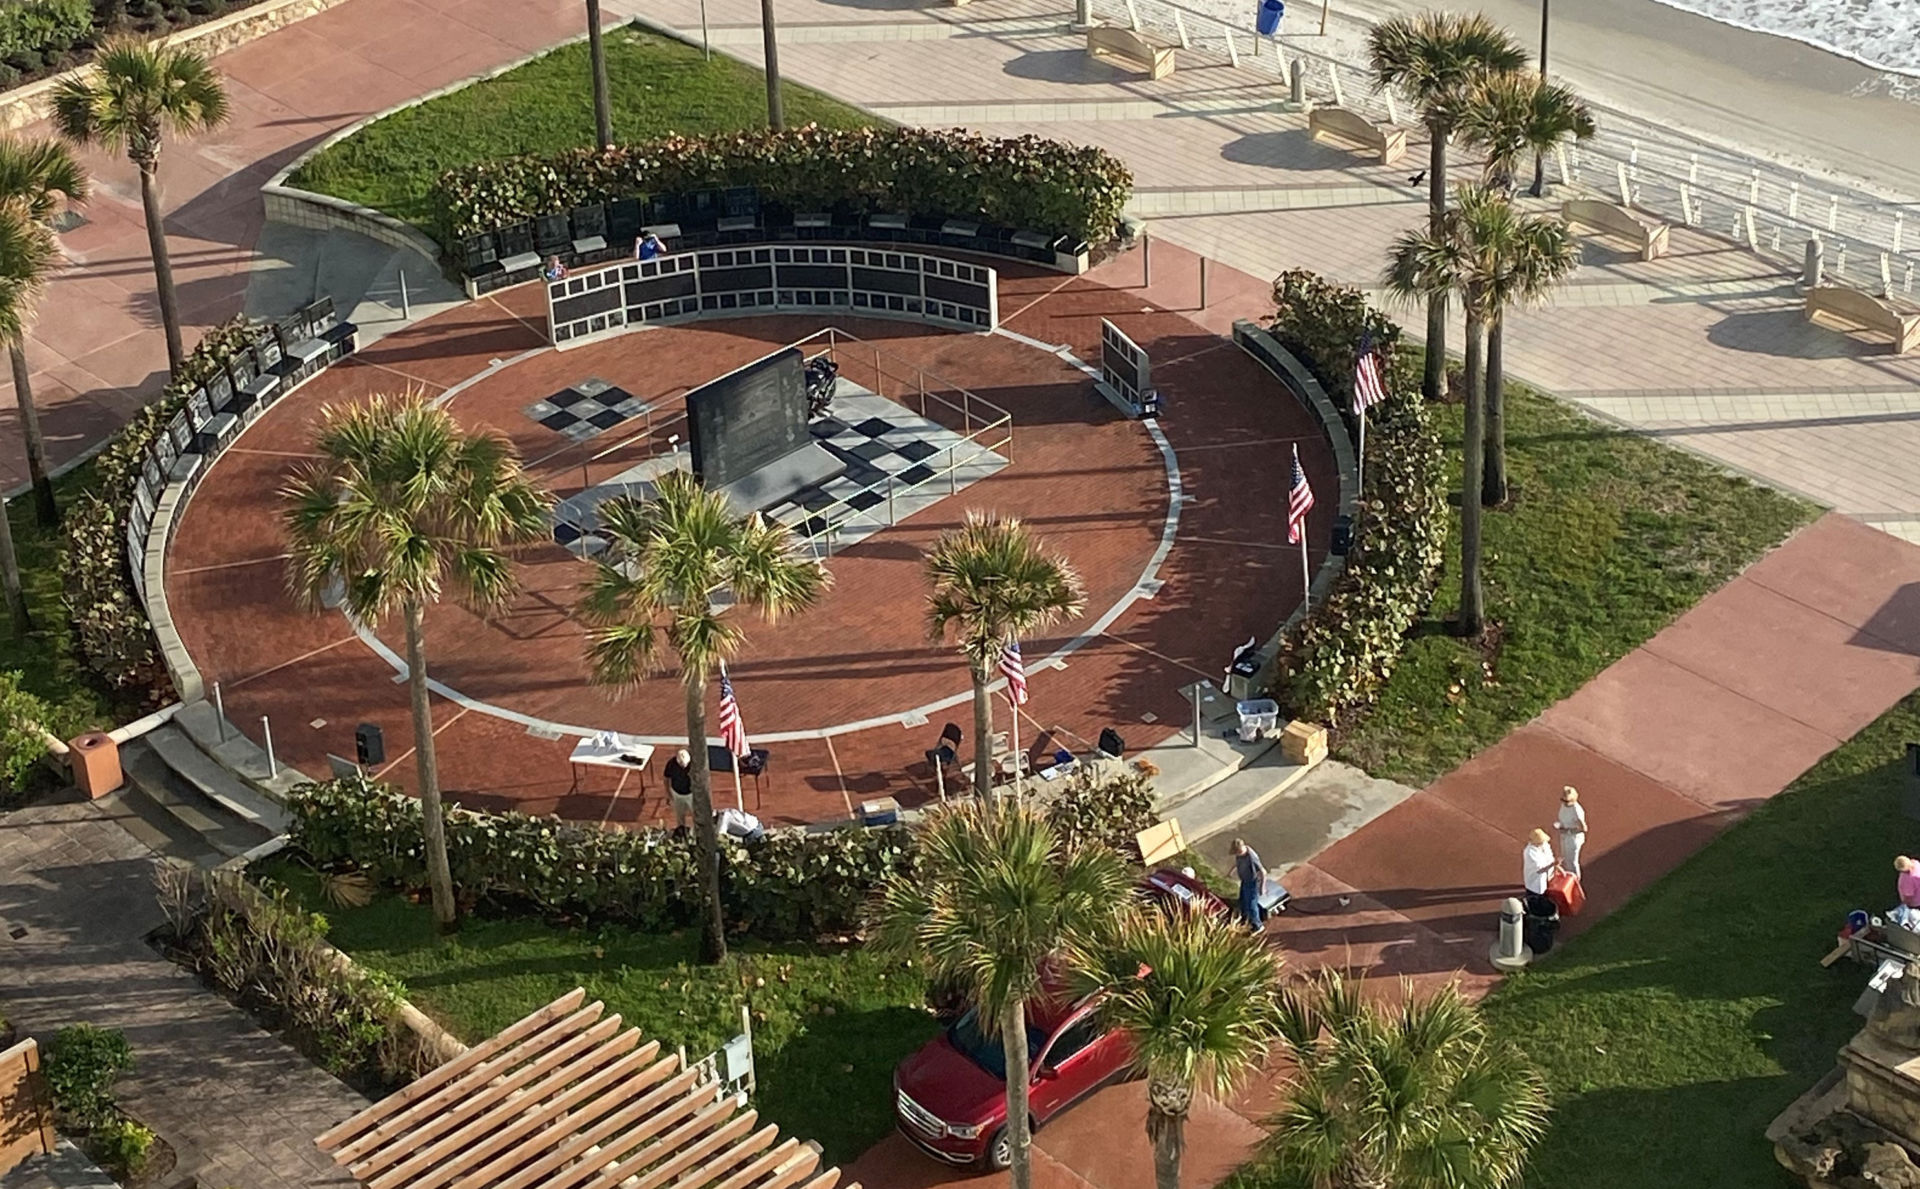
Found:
[0,794,363,1189]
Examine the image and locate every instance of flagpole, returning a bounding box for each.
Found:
[1356,406,1367,495]
[1299,534,1311,609]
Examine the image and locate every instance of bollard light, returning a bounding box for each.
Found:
[1489,896,1532,970]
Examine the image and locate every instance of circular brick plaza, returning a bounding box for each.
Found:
[163,264,1333,826]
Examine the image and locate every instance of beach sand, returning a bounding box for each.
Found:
[1324,0,1920,199]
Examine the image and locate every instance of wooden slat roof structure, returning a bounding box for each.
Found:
[315,989,860,1189]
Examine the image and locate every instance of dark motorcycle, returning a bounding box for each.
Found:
[805,355,839,419]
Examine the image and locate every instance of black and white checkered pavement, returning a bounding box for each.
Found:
[524,377,646,443]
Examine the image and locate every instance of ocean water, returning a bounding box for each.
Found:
[1647,0,1920,78]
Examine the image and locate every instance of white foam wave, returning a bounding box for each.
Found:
[1647,0,1920,79]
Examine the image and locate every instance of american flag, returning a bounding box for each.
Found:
[1000,640,1029,707]
[717,665,750,757]
[1287,444,1315,545]
[1354,330,1387,413]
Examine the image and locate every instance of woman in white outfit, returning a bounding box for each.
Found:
[1556,786,1588,878]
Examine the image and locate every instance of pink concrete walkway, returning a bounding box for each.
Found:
[6,0,590,490]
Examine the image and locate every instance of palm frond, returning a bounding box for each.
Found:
[51,35,228,164]
[925,511,1084,669]
[0,137,88,226]
[1367,12,1528,124]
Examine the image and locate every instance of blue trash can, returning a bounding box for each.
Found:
[1256,0,1284,35]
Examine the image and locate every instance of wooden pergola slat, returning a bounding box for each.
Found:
[316,991,860,1189]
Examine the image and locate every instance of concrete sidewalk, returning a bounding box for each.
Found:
[0,793,363,1189]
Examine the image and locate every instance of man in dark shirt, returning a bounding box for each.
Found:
[1232,837,1268,933]
[663,748,694,830]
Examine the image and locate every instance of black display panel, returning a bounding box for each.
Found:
[687,347,809,489]
[552,284,624,326]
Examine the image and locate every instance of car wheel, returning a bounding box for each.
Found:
[982,1126,1012,1172]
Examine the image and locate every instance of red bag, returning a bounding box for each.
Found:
[1546,870,1585,917]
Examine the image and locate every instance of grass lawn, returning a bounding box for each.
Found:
[1469,691,1920,1187]
[1336,381,1816,786]
[257,861,936,1166]
[289,27,878,232]
[0,461,137,735]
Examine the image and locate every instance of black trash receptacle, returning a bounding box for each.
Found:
[1523,892,1560,954]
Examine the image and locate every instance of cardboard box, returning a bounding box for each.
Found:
[1281,720,1328,766]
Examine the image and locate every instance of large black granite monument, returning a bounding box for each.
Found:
[687,346,845,509]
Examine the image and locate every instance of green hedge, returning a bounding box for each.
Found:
[1267,270,1447,727]
[59,316,259,704]
[431,125,1133,248]
[288,766,1165,941]
[0,0,90,64]
[287,777,918,941]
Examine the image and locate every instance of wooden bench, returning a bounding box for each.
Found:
[1086,23,1176,80]
[1306,105,1406,166]
[1805,285,1920,354]
[1561,198,1670,261]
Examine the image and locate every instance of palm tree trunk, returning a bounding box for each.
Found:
[137,163,184,376]
[1458,304,1487,638]
[1482,308,1507,506]
[1001,998,1034,1189]
[585,0,613,151]
[684,670,729,963]
[759,0,784,130]
[0,493,29,635]
[404,600,457,931]
[1145,1079,1191,1189]
[1423,128,1449,403]
[10,342,56,527]
[970,661,994,802]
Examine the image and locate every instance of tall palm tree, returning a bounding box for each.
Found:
[1476,212,1579,507]
[0,211,58,634]
[52,34,228,377]
[0,137,88,528]
[1369,13,1527,404]
[282,395,551,930]
[760,0,784,130]
[872,800,1129,1189]
[925,513,1084,801]
[1386,184,1490,635]
[578,470,826,963]
[1066,906,1285,1189]
[1455,71,1594,195]
[585,0,612,151]
[1456,72,1590,505]
[1265,969,1551,1189]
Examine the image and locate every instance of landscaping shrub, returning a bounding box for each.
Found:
[0,0,91,65]
[0,669,59,796]
[165,864,430,1087]
[431,125,1133,249]
[88,1117,155,1176]
[1045,765,1157,856]
[1266,269,1448,727]
[59,315,258,703]
[43,1023,133,1130]
[288,776,917,941]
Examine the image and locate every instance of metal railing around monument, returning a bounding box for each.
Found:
[785,327,1014,559]
[548,326,1012,560]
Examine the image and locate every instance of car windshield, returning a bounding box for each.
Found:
[947,1007,1046,1081]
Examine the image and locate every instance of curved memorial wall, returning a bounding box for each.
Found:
[547,245,999,350]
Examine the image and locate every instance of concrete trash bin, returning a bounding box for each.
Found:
[70,732,123,798]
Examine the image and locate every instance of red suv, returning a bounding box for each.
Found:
[893,987,1132,1169]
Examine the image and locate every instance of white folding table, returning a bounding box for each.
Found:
[568,734,655,822]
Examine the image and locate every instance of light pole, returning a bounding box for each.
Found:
[1529,0,1549,196]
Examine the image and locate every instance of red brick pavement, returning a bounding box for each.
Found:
[164,270,1333,825]
[3,0,594,494]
